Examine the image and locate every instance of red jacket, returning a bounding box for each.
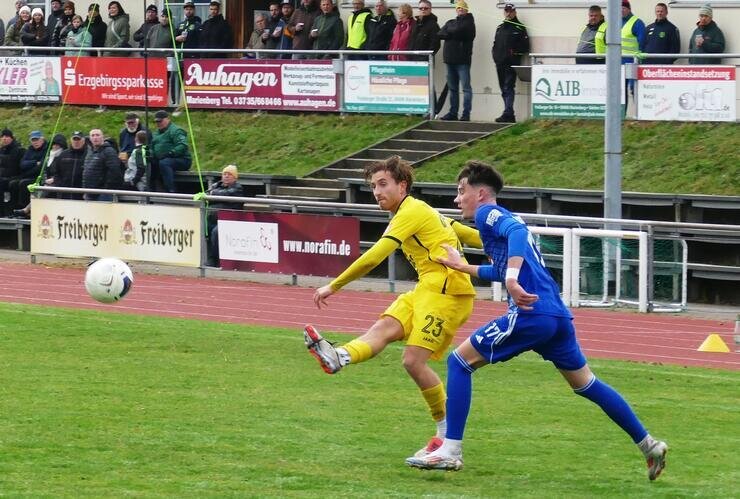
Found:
[389,18,413,61]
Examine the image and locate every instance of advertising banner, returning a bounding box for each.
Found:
[0,57,61,103]
[343,61,430,113]
[182,59,338,111]
[61,56,168,106]
[30,199,201,266]
[636,65,736,122]
[217,212,359,276]
[531,65,625,119]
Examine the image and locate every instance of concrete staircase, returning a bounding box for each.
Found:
[267,120,509,202]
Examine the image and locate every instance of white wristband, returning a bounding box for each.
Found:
[505,267,520,281]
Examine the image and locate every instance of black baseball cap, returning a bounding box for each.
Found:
[72,130,84,138]
[1,128,13,138]
[154,110,169,121]
[183,1,195,7]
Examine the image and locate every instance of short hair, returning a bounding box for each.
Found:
[135,130,148,144]
[656,2,668,9]
[399,3,413,18]
[418,0,432,7]
[457,161,504,195]
[588,5,601,13]
[364,155,414,191]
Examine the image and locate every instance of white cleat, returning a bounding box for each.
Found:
[405,452,463,471]
[304,324,342,374]
[413,436,443,458]
[646,440,668,481]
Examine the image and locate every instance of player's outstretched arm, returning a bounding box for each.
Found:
[436,243,480,277]
[313,284,335,309]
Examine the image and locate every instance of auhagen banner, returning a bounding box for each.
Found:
[636,65,736,122]
[217,211,359,276]
[61,56,168,106]
[531,65,625,119]
[343,61,430,113]
[0,57,61,103]
[182,59,338,111]
[30,199,201,266]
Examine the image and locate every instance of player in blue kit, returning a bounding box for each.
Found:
[405,161,668,481]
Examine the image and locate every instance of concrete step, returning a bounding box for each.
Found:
[321,167,365,180]
[273,185,344,201]
[345,157,379,169]
[359,148,432,161]
[291,177,344,188]
[419,121,506,133]
[401,129,486,142]
[378,138,460,152]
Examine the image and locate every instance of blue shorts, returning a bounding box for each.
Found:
[468,313,586,371]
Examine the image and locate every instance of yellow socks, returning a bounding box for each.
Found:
[421,383,446,423]
[340,339,373,364]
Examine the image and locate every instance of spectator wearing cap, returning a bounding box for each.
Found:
[643,3,680,65]
[175,1,202,59]
[10,131,48,210]
[52,1,76,47]
[492,3,528,123]
[21,7,51,52]
[438,0,476,121]
[133,4,158,50]
[82,128,123,200]
[48,130,86,199]
[311,0,344,59]
[346,0,372,59]
[199,1,234,58]
[576,5,605,65]
[104,1,131,56]
[288,0,320,59]
[145,7,175,55]
[270,0,295,59]
[119,112,152,157]
[689,4,725,65]
[47,0,64,32]
[84,3,108,54]
[151,110,191,193]
[206,164,242,266]
[0,129,26,216]
[365,0,396,60]
[64,14,92,55]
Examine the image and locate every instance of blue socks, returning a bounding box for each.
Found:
[574,376,648,443]
[445,350,476,440]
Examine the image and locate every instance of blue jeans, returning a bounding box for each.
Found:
[446,63,472,118]
[158,157,191,193]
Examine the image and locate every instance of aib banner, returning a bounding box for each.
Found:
[61,56,168,106]
[0,57,61,103]
[182,59,338,111]
[344,61,430,114]
[217,211,359,276]
[531,65,625,119]
[636,65,736,122]
[31,198,201,266]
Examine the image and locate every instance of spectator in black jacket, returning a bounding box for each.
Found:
[84,3,108,54]
[47,130,86,199]
[438,0,475,121]
[52,1,75,47]
[83,128,122,201]
[175,1,202,59]
[119,112,152,157]
[365,0,396,60]
[10,131,48,211]
[408,0,440,62]
[492,3,529,123]
[206,164,243,266]
[133,4,158,50]
[643,3,680,64]
[199,1,234,58]
[21,8,51,52]
[47,0,64,32]
[0,129,26,216]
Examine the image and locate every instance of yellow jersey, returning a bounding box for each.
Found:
[330,195,479,296]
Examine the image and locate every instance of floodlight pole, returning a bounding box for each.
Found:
[143,0,151,193]
[604,0,622,228]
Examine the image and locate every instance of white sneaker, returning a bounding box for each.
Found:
[405,451,463,471]
[645,440,668,481]
[413,436,443,458]
[304,325,342,374]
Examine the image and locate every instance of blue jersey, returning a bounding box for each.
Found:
[475,203,571,318]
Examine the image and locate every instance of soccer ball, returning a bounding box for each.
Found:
[85,258,134,304]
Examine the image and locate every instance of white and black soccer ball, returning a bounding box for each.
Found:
[85,258,134,304]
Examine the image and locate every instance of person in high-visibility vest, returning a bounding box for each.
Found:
[620,0,645,110]
[346,0,372,59]
[576,5,606,64]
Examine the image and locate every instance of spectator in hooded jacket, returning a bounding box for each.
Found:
[47,130,86,199]
[492,3,528,123]
[438,0,476,122]
[388,4,413,61]
[311,0,343,59]
[365,0,396,60]
[84,3,108,54]
[52,1,75,47]
[175,1,202,59]
[408,0,439,62]
[64,14,92,55]
[104,1,130,56]
[21,8,51,52]
[199,1,234,58]
[0,129,26,216]
[83,128,122,200]
[133,4,158,49]
[289,0,320,59]
[346,0,372,59]
[688,4,725,65]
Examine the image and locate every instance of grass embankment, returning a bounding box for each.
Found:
[1,302,738,496]
[1,105,737,195]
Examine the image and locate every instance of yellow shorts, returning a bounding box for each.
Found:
[383,287,475,361]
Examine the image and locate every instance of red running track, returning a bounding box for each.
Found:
[0,262,737,370]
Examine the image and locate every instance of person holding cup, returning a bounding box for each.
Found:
[245,13,269,58]
[312,0,343,59]
[688,4,725,65]
[288,0,319,59]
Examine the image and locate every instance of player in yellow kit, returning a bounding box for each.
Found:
[304,155,482,457]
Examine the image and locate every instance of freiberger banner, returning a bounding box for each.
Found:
[30,198,201,266]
